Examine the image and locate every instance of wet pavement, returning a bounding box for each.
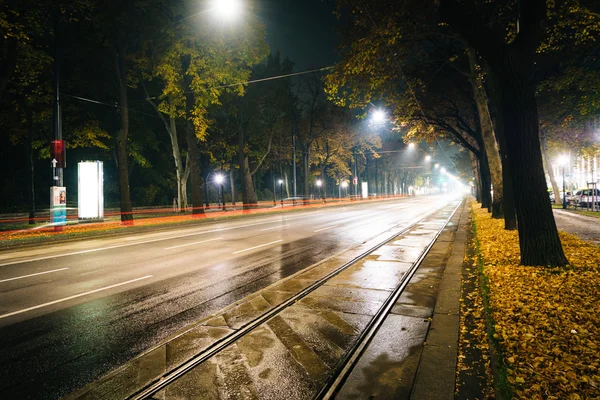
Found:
[67,199,464,399]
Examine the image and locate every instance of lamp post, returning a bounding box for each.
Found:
[278,179,283,206]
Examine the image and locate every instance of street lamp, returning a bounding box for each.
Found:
[210,0,243,20]
[558,155,569,209]
[408,143,415,149]
[435,163,440,169]
[441,167,447,174]
[341,181,348,199]
[425,155,432,162]
[316,179,323,200]
[371,109,386,124]
[214,174,225,210]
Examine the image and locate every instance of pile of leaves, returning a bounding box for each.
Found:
[473,207,599,399]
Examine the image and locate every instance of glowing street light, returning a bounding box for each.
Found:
[341,181,348,188]
[425,155,432,162]
[408,143,415,149]
[371,109,386,124]
[441,167,447,174]
[435,163,440,169]
[214,174,225,210]
[210,0,243,21]
[214,174,225,184]
[316,179,322,187]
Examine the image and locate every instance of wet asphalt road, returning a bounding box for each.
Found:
[0,196,455,399]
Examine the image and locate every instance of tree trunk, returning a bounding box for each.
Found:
[495,53,568,266]
[484,61,517,229]
[469,151,482,202]
[540,129,561,205]
[467,47,503,218]
[166,115,186,212]
[284,169,290,198]
[115,47,133,223]
[229,167,236,206]
[302,147,310,203]
[182,56,204,215]
[26,109,35,224]
[479,148,492,210]
[238,114,257,208]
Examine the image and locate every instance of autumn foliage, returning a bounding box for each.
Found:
[473,207,599,399]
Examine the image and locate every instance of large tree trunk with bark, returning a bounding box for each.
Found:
[229,167,236,206]
[469,151,482,202]
[484,61,517,229]
[26,109,35,224]
[468,47,504,218]
[182,56,204,215]
[495,54,567,265]
[238,115,257,208]
[115,48,133,223]
[479,147,492,210]
[540,129,561,205]
[302,147,310,203]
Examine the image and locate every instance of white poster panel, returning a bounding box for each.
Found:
[78,161,104,219]
[361,182,369,199]
[50,186,67,226]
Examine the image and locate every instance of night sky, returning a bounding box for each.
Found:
[257,0,339,70]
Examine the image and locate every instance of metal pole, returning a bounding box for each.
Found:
[292,127,297,199]
[353,151,358,197]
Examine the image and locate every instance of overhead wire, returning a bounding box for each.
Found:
[357,0,457,170]
[63,94,162,119]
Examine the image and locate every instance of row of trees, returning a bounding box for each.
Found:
[0,0,431,224]
[325,0,600,266]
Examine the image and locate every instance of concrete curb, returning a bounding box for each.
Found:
[410,199,470,400]
[553,208,600,222]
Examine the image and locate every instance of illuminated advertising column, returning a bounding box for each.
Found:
[78,161,104,219]
[50,187,67,226]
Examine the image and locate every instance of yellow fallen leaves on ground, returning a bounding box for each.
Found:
[473,207,600,399]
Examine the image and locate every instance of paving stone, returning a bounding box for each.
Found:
[137,346,167,390]
[425,314,460,348]
[214,345,259,399]
[159,359,221,400]
[235,325,317,400]
[336,314,430,400]
[301,286,389,316]
[326,259,412,291]
[166,326,233,371]
[266,315,330,382]
[370,245,423,263]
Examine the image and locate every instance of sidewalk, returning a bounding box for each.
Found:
[553,209,600,246]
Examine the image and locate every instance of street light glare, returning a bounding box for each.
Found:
[215,174,225,184]
[278,179,283,184]
[435,163,440,169]
[408,143,415,149]
[372,109,386,123]
[341,181,348,188]
[441,167,447,174]
[210,0,243,20]
[316,179,322,187]
[425,155,432,161]
[557,155,569,166]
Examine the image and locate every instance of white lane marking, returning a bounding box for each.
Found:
[0,275,153,320]
[260,225,288,231]
[0,268,69,284]
[164,237,223,250]
[233,240,283,255]
[0,214,312,268]
[314,225,339,233]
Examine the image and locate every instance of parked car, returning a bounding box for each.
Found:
[573,189,600,207]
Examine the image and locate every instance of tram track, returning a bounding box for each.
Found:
[128,199,463,400]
